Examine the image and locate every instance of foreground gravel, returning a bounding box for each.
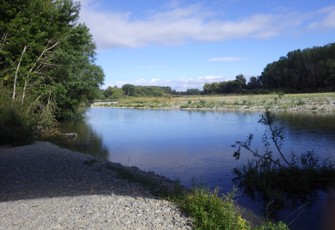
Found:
[0,142,193,230]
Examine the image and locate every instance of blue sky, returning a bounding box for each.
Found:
[78,0,335,91]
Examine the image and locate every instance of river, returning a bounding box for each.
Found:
[61,108,335,229]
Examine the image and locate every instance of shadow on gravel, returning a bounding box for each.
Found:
[0,142,177,202]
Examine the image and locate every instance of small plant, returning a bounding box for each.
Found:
[179,187,288,230]
[180,187,251,230]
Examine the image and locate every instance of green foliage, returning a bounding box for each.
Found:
[0,87,58,146]
[203,43,335,94]
[186,88,201,95]
[103,86,124,99]
[118,84,173,97]
[254,222,289,230]
[261,43,335,92]
[203,74,247,94]
[180,188,250,230]
[178,187,288,230]
[0,0,104,120]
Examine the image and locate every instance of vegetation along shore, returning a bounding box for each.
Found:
[1,0,334,229]
[0,141,288,230]
[93,92,335,112]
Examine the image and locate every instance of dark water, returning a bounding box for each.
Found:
[61,108,335,229]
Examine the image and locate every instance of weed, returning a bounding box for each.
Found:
[179,187,250,230]
[99,93,335,112]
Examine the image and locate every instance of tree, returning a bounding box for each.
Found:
[0,0,104,120]
[247,76,260,89]
[186,88,201,95]
[259,43,335,92]
[235,74,246,86]
[122,84,136,96]
[203,82,219,94]
[103,86,124,99]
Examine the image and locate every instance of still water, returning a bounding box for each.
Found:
[62,108,335,229]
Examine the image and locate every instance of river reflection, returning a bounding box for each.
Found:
[61,108,335,230]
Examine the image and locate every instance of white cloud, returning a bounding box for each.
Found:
[307,6,335,29]
[78,1,335,49]
[113,75,228,91]
[208,57,245,62]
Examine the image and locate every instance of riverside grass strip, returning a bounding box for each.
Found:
[93,92,335,112]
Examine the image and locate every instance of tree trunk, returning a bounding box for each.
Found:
[12,45,27,101]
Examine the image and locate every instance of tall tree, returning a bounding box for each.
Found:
[260,43,335,92]
[0,0,104,119]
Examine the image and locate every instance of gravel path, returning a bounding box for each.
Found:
[0,142,192,230]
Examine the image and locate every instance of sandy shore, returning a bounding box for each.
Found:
[0,142,192,230]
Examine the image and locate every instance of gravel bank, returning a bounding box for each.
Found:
[0,142,192,230]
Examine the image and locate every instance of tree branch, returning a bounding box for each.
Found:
[12,45,27,101]
[21,41,59,104]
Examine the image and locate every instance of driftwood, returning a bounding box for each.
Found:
[64,132,78,142]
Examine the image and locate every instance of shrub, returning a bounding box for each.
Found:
[180,188,250,230]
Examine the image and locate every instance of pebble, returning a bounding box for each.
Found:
[0,142,193,230]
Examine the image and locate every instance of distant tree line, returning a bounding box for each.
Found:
[100,42,335,100]
[100,84,204,99]
[203,74,249,94]
[204,43,335,94]
[261,43,335,92]
[101,85,173,99]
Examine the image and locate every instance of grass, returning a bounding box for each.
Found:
[86,157,289,230]
[177,187,289,230]
[0,101,35,146]
[94,92,335,112]
[179,187,250,230]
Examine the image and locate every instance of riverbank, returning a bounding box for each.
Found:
[93,92,335,112]
[0,142,192,230]
[0,142,289,229]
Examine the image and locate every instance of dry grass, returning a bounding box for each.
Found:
[93,92,335,112]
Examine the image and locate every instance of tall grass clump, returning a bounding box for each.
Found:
[0,89,57,146]
[0,103,34,146]
[178,187,288,230]
[180,187,250,230]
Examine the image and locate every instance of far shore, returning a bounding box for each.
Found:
[92,92,335,112]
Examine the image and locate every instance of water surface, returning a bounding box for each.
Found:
[61,108,335,229]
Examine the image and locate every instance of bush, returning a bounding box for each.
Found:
[0,91,57,146]
[180,188,250,230]
[178,187,288,229]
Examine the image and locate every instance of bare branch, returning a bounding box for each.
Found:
[12,45,27,101]
[27,41,59,74]
[0,33,7,50]
[264,109,294,168]
[21,41,59,104]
